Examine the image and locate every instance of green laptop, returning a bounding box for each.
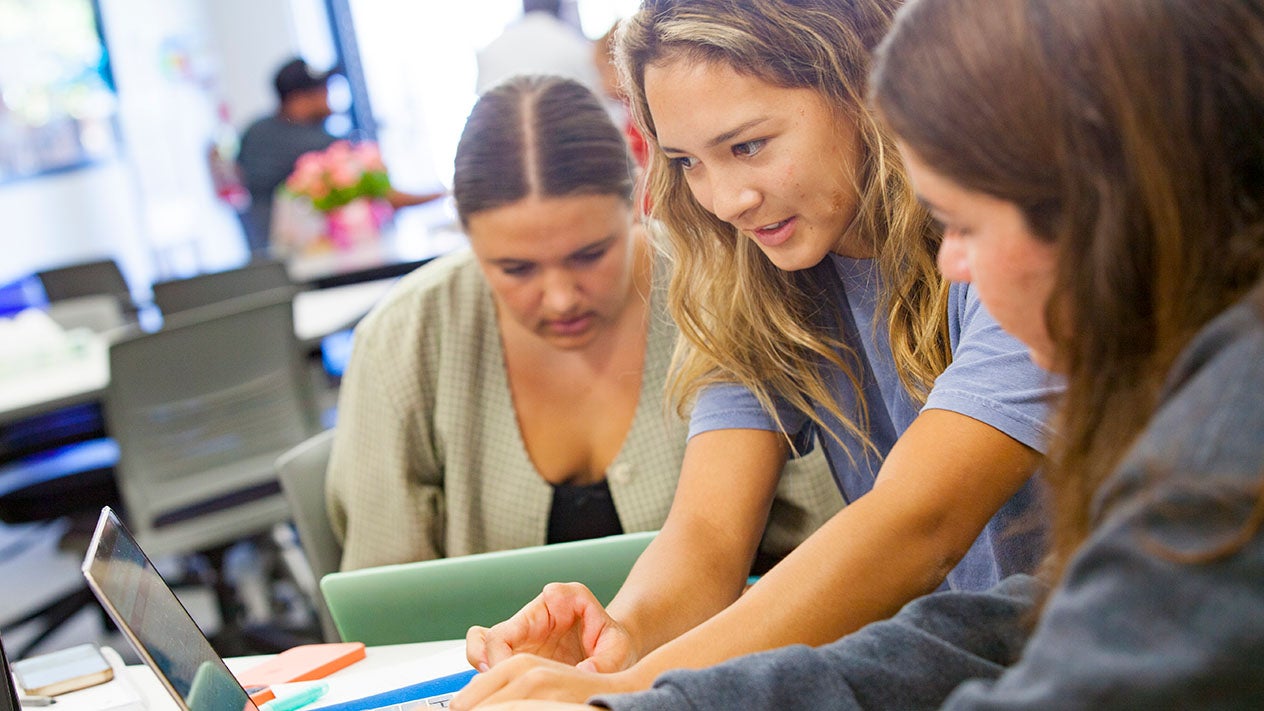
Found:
[320,531,657,645]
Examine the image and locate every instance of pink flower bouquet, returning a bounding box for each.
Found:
[285,140,392,211]
[276,140,393,252]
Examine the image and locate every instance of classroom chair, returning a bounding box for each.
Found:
[103,288,319,646]
[275,428,341,641]
[35,258,138,323]
[151,259,293,317]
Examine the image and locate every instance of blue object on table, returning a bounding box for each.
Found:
[261,681,329,711]
[313,669,477,711]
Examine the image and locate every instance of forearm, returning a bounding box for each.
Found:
[595,576,1042,711]
[388,187,445,209]
[607,428,787,661]
[606,517,755,660]
[624,411,1041,684]
[620,489,954,683]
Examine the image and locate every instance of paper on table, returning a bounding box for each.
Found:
[307,645,474,709]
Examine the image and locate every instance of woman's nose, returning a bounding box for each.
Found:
[705,171,761,225]
[936,233,972,282]
[541,269,581,311]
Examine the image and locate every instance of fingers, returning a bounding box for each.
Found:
[466,626,491,672]
[579,628,633,674]
[480,698,604,703]
[450,655,620,711]
[476,583,613,669]
[471,589,550,670]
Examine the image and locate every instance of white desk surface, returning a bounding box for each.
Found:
[285,208,468,286]
[123,639,470,710]
[293,278,397,344]
[0,278,397,425]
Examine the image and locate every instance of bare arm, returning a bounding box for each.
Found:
[387,187,446,209]
[608,427,791,659]
[466,427,787,673]
[619,408,1040,683]
[454,409,1040,708]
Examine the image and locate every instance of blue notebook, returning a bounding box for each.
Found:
[316,669,477,710]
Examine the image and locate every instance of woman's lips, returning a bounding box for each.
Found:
[547,314,594,336]
[751,216,796,248]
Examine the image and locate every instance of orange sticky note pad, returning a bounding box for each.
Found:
[236,642,367,688]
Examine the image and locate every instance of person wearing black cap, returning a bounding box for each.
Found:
[237,57,341,253]
[237,57,446,255]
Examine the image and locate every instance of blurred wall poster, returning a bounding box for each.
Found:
[0,0,119,183]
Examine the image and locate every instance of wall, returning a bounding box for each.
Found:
[0,160,149,289]
[0,0,306,293]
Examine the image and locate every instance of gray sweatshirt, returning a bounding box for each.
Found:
[594,286,1264,710]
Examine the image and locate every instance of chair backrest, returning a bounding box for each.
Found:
[275,428,342,640]
[152,259,292,317]
[36,258,134,315]
[44,294,128,334]
[103,288,318,559]
[321,531,657,645]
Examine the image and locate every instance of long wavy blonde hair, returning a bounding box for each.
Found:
[616,0,948,454]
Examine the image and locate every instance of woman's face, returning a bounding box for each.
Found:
[466,193,639,351]
[644,58,864,270]
[900,145,1060,370]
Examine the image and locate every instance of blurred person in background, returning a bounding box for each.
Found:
[238,57,443,255]
[476,0,601,95]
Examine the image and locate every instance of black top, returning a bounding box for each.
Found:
[547,478,623,544]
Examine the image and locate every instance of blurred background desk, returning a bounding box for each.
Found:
[0,280,398,430]
[285,209,468,290]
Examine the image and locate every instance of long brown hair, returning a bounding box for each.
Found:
[872,0,1264,580]
[615,0,948,455]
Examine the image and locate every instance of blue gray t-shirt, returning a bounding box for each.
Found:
[689,256,1058,589]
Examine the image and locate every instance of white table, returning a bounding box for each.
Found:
[0,278,398,426]
[285,206,468,289]
[120,640,470,710]
[293,278,397,344]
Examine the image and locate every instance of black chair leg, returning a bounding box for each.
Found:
[0,586,100,659]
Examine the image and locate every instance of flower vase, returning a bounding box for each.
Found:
[325,198,392,250]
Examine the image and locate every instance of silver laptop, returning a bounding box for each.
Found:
[81,506,463,710]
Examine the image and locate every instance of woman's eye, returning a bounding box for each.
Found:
[733,139,766,157]
[501,264,534,277]
[931,216,968,239]
[670,155,697,170]
[572,248,607,265]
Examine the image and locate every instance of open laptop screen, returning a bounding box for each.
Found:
[0,633,20,711]
[82,506,257,711]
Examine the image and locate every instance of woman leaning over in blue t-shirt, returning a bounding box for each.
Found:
[455,0,1059,706]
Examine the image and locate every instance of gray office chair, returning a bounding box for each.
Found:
[275,428,342,641]
[44,294,130,335]
[104,288,319,561]
[35,258,138,322]
[152,259,293,317]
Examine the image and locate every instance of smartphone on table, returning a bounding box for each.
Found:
[11,644,114,697]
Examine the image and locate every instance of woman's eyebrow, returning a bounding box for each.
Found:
[660,117,770,154]
[568,235,617,258]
